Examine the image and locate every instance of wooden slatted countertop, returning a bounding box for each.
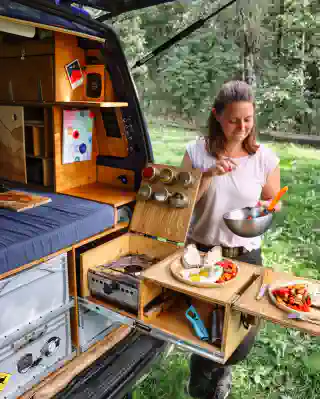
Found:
[233,270,320,336]
[142,250,260,305]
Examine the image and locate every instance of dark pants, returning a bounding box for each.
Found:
[189,247,262,397]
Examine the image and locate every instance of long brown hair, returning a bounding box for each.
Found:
[206,80,259,158]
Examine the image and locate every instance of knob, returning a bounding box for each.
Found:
[103,282,113,294]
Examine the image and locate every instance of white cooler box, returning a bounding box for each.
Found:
[0,307,73,399]
[0,253,69,341]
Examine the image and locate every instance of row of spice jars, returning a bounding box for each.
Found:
[137,185,189,208]
[142,166,195,187]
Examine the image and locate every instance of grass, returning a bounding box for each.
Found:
[134,122,320,399]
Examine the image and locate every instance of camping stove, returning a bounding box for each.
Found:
[88,255,159,313]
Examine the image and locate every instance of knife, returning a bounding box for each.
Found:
[256,267,273,301]
[288,312,320,326]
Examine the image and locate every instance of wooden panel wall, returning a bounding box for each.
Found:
[94,109,128,158]
[53,106,97,192]
[54,32,86,102]
[97,166,135,190]
[0,106,26,183]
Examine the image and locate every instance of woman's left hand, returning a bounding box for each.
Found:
[257,200,282,213]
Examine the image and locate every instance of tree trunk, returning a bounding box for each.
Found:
[277,0,285,60]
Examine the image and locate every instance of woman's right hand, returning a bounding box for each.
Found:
[202,159,238,177]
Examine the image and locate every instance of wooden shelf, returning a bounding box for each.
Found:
[0,101,128,108]
[58,101,128,108]
[61,183,136,207]
[144,298,222,353]
[142,251,260,306]
[26,154,53,160]
[25,120,44,127]
[87,289,221,355]
[0,15,106,44]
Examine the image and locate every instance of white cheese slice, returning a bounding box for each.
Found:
[203,246,223,267]
[182,244,201,269]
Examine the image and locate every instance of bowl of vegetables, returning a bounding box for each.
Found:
[223,207,273,238]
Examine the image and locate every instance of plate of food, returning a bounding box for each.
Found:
[170,244,239,287]
[268,280,320,314]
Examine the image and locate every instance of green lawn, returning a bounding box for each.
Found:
[134,122,320,399]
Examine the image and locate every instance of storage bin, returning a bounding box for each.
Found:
[0,253,69,341]
[0,308,72,399]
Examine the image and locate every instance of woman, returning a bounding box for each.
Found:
[181,80,281,399]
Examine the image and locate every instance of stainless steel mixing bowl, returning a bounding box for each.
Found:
[223,207,273,238]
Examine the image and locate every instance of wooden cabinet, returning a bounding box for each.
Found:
[0,37,54,58]
[0,56,54,102]
[0,32,120,106]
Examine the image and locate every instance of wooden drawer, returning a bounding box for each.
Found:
[0,56,54,102]
[80,233,260,363]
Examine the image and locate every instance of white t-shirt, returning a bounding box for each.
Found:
[186,137,280,251]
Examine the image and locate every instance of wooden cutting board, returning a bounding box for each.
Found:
[0,190,51,212]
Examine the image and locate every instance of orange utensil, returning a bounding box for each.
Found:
[267,186,288,212]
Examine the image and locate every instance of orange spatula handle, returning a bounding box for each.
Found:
[267,186,288,212]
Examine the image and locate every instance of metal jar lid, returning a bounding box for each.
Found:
[169,192,189,208]
[159,167,176,184]
[154,188,171,203]
[178,171,194,187]
[142,166,159,182]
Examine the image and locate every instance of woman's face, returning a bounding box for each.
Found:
[216,101,255,143]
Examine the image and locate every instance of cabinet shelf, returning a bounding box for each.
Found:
[0,101,128,108]
[144,299,222,354]
[26,154,53,160]
[61,183,136,208]
[58,101,128,108]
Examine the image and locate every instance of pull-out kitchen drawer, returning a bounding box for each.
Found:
[79,233,261,363]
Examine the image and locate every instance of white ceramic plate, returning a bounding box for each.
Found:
[170,257,240,288]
